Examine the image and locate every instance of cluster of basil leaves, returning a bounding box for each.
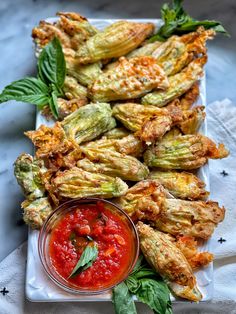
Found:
[149,0,228,42]
[112,256,172,314]
[0,37,65,119]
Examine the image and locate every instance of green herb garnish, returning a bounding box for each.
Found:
[112,256,172,314]
[0,37,66,119]
[68,243,98,279]
[149,0,229,42]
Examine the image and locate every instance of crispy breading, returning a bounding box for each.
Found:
[79,147,149,181]
[32,12,98,50]
[103,127,130,140]
[175,236,213,270]
[89,56,169,102]
[179,83,200,110]
[14,153,46,200]
[51,167,128,199]
[178,106,206,134]
[141,56,206,107]
[137,222,202,301]
[112,102,182,143]
[25,123,76,159]
[148,170,209,200]
[82,134,145,158]
[144,133,229,170]
[114,180,166,221]
[25,123,82,171]
[75,21,154,64]
[61,103,116,145]
[56,98,87,119]
[22,197,53,229]
[155,199,225,239]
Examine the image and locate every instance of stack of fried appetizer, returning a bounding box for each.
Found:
[14,13,229,301]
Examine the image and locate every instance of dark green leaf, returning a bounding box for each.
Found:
[149,0,228,42]
[135,278,172,314]
[48,89,59,119]
[68,244,98,278]
[112,282,137,314]
[38,37,66,88]
[0,77,49,106]
[126,276,140,294]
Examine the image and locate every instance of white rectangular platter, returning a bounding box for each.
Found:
[26,18,212,302]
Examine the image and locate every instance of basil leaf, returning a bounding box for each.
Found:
[135,278,172,314]
[48,89,59,119]
[0,77,49,106]
[126,276,140,294]
[149,0,228,42]
[68,244,98,278]
[38,37,66,88]
[112,282,137,314]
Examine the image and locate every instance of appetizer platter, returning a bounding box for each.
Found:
[0,1,229,313]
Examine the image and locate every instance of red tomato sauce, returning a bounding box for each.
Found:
[49,202,135,290]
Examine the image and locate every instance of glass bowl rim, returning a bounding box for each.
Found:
[38,197,140,295]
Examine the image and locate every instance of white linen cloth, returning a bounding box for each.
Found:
[0,99,236,314]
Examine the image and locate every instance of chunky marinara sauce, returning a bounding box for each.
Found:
[49,202,135,290]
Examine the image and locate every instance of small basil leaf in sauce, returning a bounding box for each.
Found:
[68,243,98,278]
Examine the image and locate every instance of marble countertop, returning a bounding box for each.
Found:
[0,0,236,262]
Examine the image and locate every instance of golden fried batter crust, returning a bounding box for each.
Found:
[175,236,213,270]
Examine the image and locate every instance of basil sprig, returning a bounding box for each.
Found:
[112,256,172,314]
[149,0,229,42]
[0,37,66,119]
[68,243,98,279]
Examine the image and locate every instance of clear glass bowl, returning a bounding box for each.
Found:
[38,197,139,294]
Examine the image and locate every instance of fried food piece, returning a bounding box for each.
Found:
[153,36,192,76]
[82,134,145,158]
[112,103,182,143]
[149,170,209,200]
[175,236,213,270]
[89,56,169,102]
[80,147,149,181]
[155,199,225,240]
[137,222,202,302]
[61,102,116,144]
[115,134,145,157]
[141,57,206,107]
[152,28,215,76]
[22,197,53,229]
[178,106,206,134]
[32,12,98,50]
[66,62,103,87]
[14,153,46,200]
[52,167,128,199]
[75,21,154,64]
[63,76,87,101]
[180,27,215,55]
[25,123,76,159]
[106,28,213,75]
[114,180,166,221]
[57,98,87,119]
[105,41,163,71]
[126,41,163,58]
[25,122,83,171]
[102,127,130,140]
[144,133,229,170]
[179,83,200,110]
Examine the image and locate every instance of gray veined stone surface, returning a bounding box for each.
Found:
[0,0,236,262]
